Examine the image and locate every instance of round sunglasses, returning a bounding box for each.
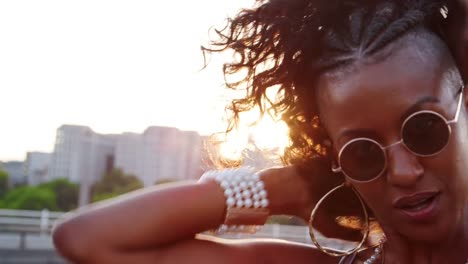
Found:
[332,87,464,183]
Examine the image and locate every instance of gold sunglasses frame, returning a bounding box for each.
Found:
[332,86,465,183]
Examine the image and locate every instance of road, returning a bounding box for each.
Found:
[0,233,64,264]
[0,250,64,264]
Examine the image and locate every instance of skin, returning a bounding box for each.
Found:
[53,2,468,264]
[53,167,338,264]
[316,31,468,263]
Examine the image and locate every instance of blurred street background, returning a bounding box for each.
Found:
[0,1,352,263]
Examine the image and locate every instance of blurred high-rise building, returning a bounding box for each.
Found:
[114,132,144,180]
[114,126,203,186]
[0,161,25,186]
[48,125,204,194]
[48,125,116,205]
[49,125,115,183]
[24,152,52,185]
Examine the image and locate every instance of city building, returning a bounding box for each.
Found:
[114,126,203,187]
[48,125,116,205]
[2,122,280,207]
[49,125,115,183]
[24,152,52,186]
[47,125,206,205]
[0,161,25,186]
[114,132,144,181]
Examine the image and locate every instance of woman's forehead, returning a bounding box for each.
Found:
[317,29,457,97]
[315,37,460,142]
[319,59,444,111]
[317,30,459,109]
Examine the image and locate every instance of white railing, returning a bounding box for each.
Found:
[0,209,63,235]
[0,209,353,251]
[0,209,64,250]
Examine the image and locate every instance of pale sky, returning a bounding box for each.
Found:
[0,0,256,161]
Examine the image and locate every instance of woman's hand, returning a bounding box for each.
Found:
[264,164,362,242]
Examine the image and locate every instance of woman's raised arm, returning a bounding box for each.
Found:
[52,167,324,263]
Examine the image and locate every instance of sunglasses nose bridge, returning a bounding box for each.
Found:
[382,139,404,151]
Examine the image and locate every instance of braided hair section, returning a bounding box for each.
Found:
[203,0,447,166]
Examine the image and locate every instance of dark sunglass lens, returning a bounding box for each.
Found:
[402,112,450,155]
[340,140,386,181]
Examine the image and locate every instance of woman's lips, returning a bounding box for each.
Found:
[393,192,441,223]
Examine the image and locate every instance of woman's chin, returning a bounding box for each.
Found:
[389,201,457,243]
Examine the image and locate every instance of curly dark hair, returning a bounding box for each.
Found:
[203,0,448,169]
[203,0,453,234]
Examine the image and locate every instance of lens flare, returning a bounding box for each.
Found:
[219,114,290,161]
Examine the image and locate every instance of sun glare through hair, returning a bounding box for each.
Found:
[219,112,290,162]
[251,116,290,152]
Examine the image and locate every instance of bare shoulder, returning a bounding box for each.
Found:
[198,235,336,264]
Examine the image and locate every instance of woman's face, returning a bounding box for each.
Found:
[316,37,468,242]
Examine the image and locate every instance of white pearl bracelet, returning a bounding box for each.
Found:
[209,224,262,235]
[200,167,270,233]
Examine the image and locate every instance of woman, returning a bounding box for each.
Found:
[52,0,468,263]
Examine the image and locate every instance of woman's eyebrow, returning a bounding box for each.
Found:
[401,96,440,121]
[336,96,439,144]
[337,129,378,145]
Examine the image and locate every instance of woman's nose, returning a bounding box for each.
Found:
[386,144,424,188]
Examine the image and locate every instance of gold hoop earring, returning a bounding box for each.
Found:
[309,183,370,257]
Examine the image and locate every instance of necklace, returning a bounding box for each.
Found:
[362,237,385,264]
[362,237,468,264]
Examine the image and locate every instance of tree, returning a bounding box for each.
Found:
[91,169,143,202]
[1,186,58,211]
[39,179,79,211]
[0,178,77,211]
[0,168,9,199]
